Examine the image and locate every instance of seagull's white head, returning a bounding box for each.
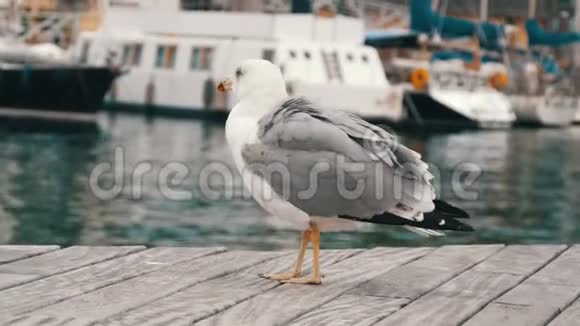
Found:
[217,59,287,103]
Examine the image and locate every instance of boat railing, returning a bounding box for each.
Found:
[357,0,409,29]
[0,2,81,48]
[505,66,577,97]
[385,58,491,93]
[430,70,488,91]
[177,0,406,21]
[19,12,77,45]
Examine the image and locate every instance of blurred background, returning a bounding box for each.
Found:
[0,0,579,250]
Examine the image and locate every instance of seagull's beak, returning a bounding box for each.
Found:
[217,78,233,93]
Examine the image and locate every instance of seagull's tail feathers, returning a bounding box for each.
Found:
[404,226,445,237]
[339,200,474,234]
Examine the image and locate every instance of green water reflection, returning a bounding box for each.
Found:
[0,114,579,249]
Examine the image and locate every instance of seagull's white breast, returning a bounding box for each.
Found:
[226,105,312,230]
[225,110,260,171]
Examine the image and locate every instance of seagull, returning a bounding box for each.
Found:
[217,59,473,285]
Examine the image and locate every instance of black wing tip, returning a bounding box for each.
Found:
[338,201,473,232]
[339,211,475,233]
[418,212,475,232]
[433,199,470,219]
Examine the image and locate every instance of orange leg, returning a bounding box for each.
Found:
[280,223,322,285]
[259,229,311,281]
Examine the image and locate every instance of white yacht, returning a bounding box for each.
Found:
[505,52,578,127]
[367,31,515,129]
[0,2,120,131]
[510,93,578,127]
[506,18,580,127]
[74,0,405,122]
[390,56,515,129]
[364,0,516,130]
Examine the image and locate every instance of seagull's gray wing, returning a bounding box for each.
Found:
[242,97,435,220]
[258,98,431,178]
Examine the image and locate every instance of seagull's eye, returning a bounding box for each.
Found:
[235,68,243,78]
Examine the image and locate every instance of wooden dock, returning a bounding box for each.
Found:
[0,244,579,325]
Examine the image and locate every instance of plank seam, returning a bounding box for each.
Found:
[459,245,572,326]
[0,246,61,266]
[543,280,580,323]
[98,251,290,325]
[188,249,367,325]
[490,301,530,308]
[366,294,415,300]
[282,248,436,326]
[15,248,226,316]
[368,244,506,326]
[0,247,148,293]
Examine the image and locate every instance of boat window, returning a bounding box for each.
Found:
[289,50,297,59]
[155,45,177,69]
[191,47,214,70]
[321,50,343,82]
[122,46,131,65]
[346,53,354,62]
[304,51,311,59]
[132,44,143,66]
[79,40,91,64]
[439,73,452,88]
[361,54,369,63]
[181,0,213,10]
[457,76,465,88]
[122,43,143,66]
[262,49,275,62]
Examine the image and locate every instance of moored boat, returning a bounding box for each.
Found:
[575,106,580,124]
[510,94,578,127]
[505,18,579,127]
[0,3,121,131]
[365,0,515,130]
[75,0,404,123]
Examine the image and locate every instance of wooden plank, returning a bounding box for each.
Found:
[111,249,362,326]
[466,245,580,326]
[195,247,433,326]
[288,245,504,326]
[0,246,60,265]
[375,245,567,326]
[519,245,580,287]
[0,246,145,291]
[289,294,407,326]
[29,250,286,323]
[350,245,504,299]
[0,247,224,316]
[0,314,94,326]
[549,297,580,326]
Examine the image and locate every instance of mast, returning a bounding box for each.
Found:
[432,0,440,11]
[3,0,20,39]
[575,0,580,67]
[576,0,580,31]
[480,0,488,21]
[528,0,537,19]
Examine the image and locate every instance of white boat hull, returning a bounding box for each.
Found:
[574,103,580,124]
[81,34,399,122]
[429,87,515,129]
[511,95,577,127]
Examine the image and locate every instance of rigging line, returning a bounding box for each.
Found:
[436,0,449,37]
